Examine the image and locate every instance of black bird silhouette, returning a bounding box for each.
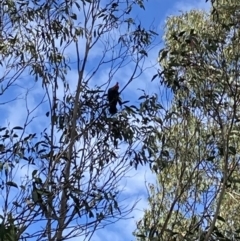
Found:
[107,82,122,114]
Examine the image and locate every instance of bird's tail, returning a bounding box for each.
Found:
[109,105,117,115]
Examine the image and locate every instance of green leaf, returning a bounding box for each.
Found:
[139,50,148,56]
[12,126,23,130]
[159,49,168,62]
[136,234,146,238]
[178,31,186,36]
[0,145,5,151]
[71,14,77,20]
[89,210,94,218]
[32,170,38,178]
[217,216,225,222]
[229,146,236,155]
[207,156,215,161]
[12,201,21,207]
[161,150,169,157]
[149,30,158,36]
[6,181,18,188]
[138,95,147,100]
[151,74,158,81]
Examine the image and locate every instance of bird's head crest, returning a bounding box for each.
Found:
[114,82,119,89]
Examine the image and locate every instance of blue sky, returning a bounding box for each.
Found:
[90,1,211,241]
[0,0,211,241]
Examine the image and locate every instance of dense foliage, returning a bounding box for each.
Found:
[0,0,159,240]
[134,0,240,241]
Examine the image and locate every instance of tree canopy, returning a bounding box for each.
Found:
[134,1,240,241]
[0,0,159,240]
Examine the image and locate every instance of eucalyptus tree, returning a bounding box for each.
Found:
[0,0,158,240]
[134,1,240,240]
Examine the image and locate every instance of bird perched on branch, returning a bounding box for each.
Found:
[107,82,122,115]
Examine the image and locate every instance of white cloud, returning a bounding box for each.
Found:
[168,0,211,15]
[0,0,199,240]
